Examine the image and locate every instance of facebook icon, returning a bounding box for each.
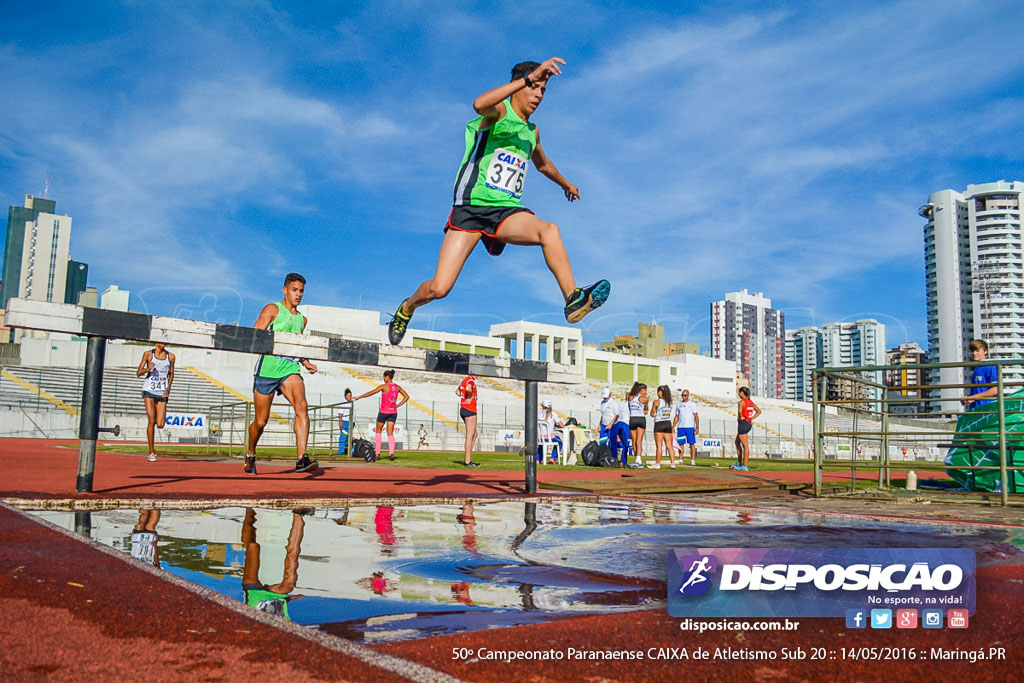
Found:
[846,609,866,629]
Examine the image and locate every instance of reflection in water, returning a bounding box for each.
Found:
[130,510,161,568]
[31,499,1024,644]
[241,508,308,621]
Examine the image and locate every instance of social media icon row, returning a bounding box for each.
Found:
[845,608,968,629]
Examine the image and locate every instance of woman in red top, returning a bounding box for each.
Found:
[733,386,761,472]
[457,375,480,467]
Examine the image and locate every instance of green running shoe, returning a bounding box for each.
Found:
[564,279,611,323]
[388,299,412,345]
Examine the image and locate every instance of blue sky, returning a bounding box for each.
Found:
[2,0,1023,350]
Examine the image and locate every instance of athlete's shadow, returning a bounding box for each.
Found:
[392,472,520,494]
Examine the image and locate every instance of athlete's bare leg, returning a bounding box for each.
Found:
[406,231,481,313]
[144,397,157,453]
[247,391,275,455]
[495,212,575,298]
[278,375,310,459]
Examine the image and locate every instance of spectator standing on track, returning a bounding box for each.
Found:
[627,382,649,468]
[733,387,761,472]
[673,389,700,467]
[612,393,635,468]
[337,388,353,454]
[355,370,409,461]
[137,343,175,462]
[457,375,480,467]
[649,385,676,469]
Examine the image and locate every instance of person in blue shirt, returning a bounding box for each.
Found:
[960,339,998,411]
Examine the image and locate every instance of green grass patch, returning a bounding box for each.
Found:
[93,444,935,478]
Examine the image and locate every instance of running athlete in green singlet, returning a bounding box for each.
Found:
[387,57,610,345]
[244,273,319,476]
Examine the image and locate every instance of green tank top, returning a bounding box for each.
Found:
[244,587,291,620]
[255,302,303,379]
[452,100,537,207]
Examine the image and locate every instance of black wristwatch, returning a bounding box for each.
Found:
[523,74,534,88]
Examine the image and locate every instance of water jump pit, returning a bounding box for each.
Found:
[30,498,1024,644]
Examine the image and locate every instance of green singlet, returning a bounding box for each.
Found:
[255,302,303,379]
[452,99,537,208]
[244,587,291,620]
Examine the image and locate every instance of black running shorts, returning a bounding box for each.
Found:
[737,420,752,435]
[445,205,533,256]
[629,416,646,430]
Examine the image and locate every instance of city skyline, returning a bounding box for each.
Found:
[3,1,1023,347]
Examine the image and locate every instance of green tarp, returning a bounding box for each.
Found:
[944,391,1024,492]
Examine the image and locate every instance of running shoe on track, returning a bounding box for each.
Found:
[564,280,611,324]
[244,455,258,476]
[295,454,319,473]
[388,299,412,345]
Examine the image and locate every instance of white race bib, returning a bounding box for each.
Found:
[485,147,528,199]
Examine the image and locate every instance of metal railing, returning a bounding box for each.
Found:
[812,359,1024,506]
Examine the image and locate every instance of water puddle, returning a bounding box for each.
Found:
[31,500,1024,643]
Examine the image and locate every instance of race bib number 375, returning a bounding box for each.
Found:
[485,147,528,199]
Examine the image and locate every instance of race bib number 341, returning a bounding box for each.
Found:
[486,148,528,199]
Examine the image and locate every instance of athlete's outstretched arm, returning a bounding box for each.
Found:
[355,384,385,401]
[472,57,566,117]
[532,134,580,202]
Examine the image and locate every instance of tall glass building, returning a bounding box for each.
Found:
[920,180,1024,411]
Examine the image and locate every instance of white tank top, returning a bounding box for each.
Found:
[628,396,645,417]
[143,351,171,394]
[653,401,672,421]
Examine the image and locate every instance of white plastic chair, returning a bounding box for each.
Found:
[537,421,558,464]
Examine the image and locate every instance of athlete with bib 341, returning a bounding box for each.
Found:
[388,57,610,344]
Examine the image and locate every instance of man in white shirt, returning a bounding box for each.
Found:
[672,389,700,466]
[599,389,632,467]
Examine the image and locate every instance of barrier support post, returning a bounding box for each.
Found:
[77,336,106,493]
[524,380,538,494]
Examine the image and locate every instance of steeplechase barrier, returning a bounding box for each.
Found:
[5,298,577,493]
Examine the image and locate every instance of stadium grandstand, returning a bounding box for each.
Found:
[0,311,954,462]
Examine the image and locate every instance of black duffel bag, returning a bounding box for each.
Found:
[352,438,376,462]
[581,441,614,467]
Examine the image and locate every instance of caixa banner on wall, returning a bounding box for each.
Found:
[165,413,207,430]
[667,548,975,617]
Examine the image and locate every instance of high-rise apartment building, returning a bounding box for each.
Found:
[886,342,928,415]
[64,260,88,305]
[711,289,785,398]
[920,180,1024,409]
[2,195,74,308]
[784,320,887,402]
[784,327,822,402]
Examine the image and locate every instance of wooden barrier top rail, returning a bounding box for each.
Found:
[5,298,577,384]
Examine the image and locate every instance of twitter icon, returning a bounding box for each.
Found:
[870,609,892,629]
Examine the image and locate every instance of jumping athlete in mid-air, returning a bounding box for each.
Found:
[387,57,610,345]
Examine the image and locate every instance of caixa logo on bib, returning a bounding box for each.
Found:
[667,548,975,618]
